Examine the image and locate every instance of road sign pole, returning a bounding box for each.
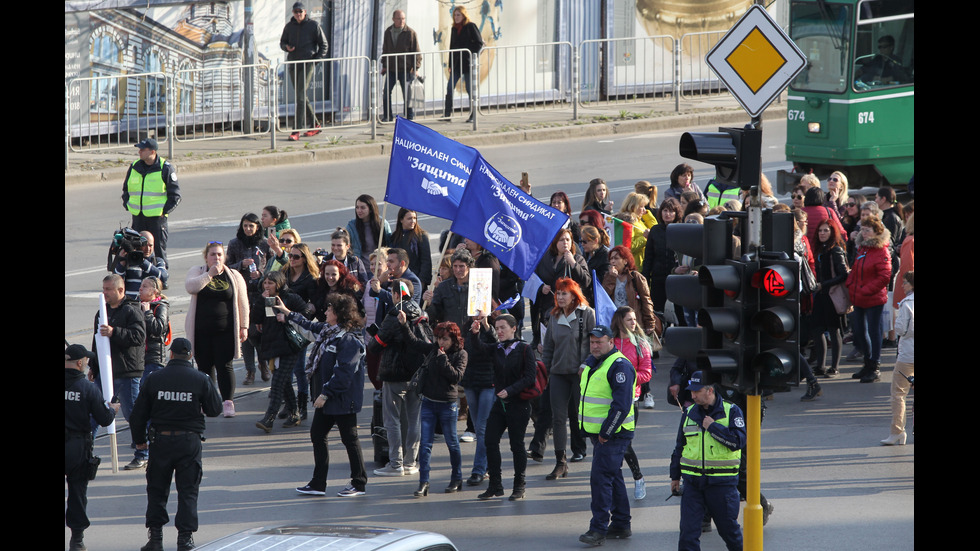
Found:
[745,393,763,551]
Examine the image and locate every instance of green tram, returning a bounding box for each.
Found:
[779,0,914,190]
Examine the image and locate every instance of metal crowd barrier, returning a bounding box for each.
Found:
[376,49,477,125]
[577,36,675,110]
[67,71,169,153]
[477,42,574,116]
[678,31,727,98]
[66,37,737,166]
[278,56,372,136]
[173,63,273,143]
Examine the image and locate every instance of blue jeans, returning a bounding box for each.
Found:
[852,304,884,363]
[293,344,309,396]
[444,64,473,116]
[115,377,147,460]
[418,398,462,484]
[464,387,494,476]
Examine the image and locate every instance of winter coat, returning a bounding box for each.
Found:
[91,298,146,380]
[448,21,484,74]
[143,298,170,366]
[251,290,312,360]
[895,291,914,364]
[369,300,432,382]
[542,304,596,376]
[602,270,657,336]
[846,228,892,309]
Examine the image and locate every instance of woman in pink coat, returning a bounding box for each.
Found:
[610,306,654,500]
[846,215,891,383]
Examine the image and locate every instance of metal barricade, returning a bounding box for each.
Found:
[173,63,273,143]
[67,71,169,153]
[678,31,728,99]
[278,56,372,135]
[477,42,574,116]
[577,36,675,111]
[377,49,473,123]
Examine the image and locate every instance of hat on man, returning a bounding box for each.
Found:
[66,344,96,361]
[292,2,305,10]
[135,138,158,151]
[589,325,615,338]
[170,337,193,356]
[686,371,709,391]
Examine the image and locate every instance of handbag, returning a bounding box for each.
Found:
[827,249,853,315]
[284,324,310,353]
[408,363,428,396]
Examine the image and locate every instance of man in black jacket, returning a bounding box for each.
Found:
[131,338,222,551]
[280,2,328,140]
[65,344,120,551]
[92,273,147,470]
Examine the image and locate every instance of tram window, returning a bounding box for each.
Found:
[853,0,914,90]
[789,2,852,94]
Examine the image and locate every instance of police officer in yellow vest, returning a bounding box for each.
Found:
[122,138,180,269]
[703,178,741,209]
[669,371,746,551]
[577,325,636,547]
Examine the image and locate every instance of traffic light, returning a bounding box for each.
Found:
[664,215,758,392]
[750,254,800,391]
[680,125,762,190]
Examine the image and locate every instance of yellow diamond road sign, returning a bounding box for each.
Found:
[706,4,806,118]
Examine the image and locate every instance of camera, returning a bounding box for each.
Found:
[107,227,147,271]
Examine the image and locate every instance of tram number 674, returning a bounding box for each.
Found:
[857,111,875,124]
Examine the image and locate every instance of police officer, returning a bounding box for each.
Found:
[122,138,180,269]
[577,325,636,547]
[669,371,746,551]
[65,344,120,551]
[130,338,222,551]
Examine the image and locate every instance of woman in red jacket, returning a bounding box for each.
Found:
[846,215,892,383]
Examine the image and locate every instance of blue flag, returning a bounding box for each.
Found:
[593,269,617,327]
[450,155,568,280]
[384,117,479,220]
[494,294,520,312]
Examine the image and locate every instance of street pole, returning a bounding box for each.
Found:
[744,113,763,551]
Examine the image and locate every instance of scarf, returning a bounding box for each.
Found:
[305,324,346,377]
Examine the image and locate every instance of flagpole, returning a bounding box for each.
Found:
[422,230,455,311]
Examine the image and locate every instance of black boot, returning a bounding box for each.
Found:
[546,450,568,480]
[283,410,302,428]
[298,392,309,421]
[177,530,196,551]
[69,529,86,551]
[255,414,275,433]
[800,380,822,401]
[414,482,430,497]
[860,361,881,383]
[478,477,504,500]
[445,479,463,493]
[852,358,872,379]
[140,527,164,551]
[442,97,452,120]
[510,474,526,500]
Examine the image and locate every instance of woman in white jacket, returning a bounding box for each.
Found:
[882,271,913,445]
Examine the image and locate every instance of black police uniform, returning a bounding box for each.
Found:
[129,357,222,535]
[65,368,117,533]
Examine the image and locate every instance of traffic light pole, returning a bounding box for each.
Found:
[744,115,763,551]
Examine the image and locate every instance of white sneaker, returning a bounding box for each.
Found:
[460,432,475,442]
[373,464,404,477]
[642,394,655,409]
[403,464,419,475]
[634,477,647,500]
[223,400,236,417]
